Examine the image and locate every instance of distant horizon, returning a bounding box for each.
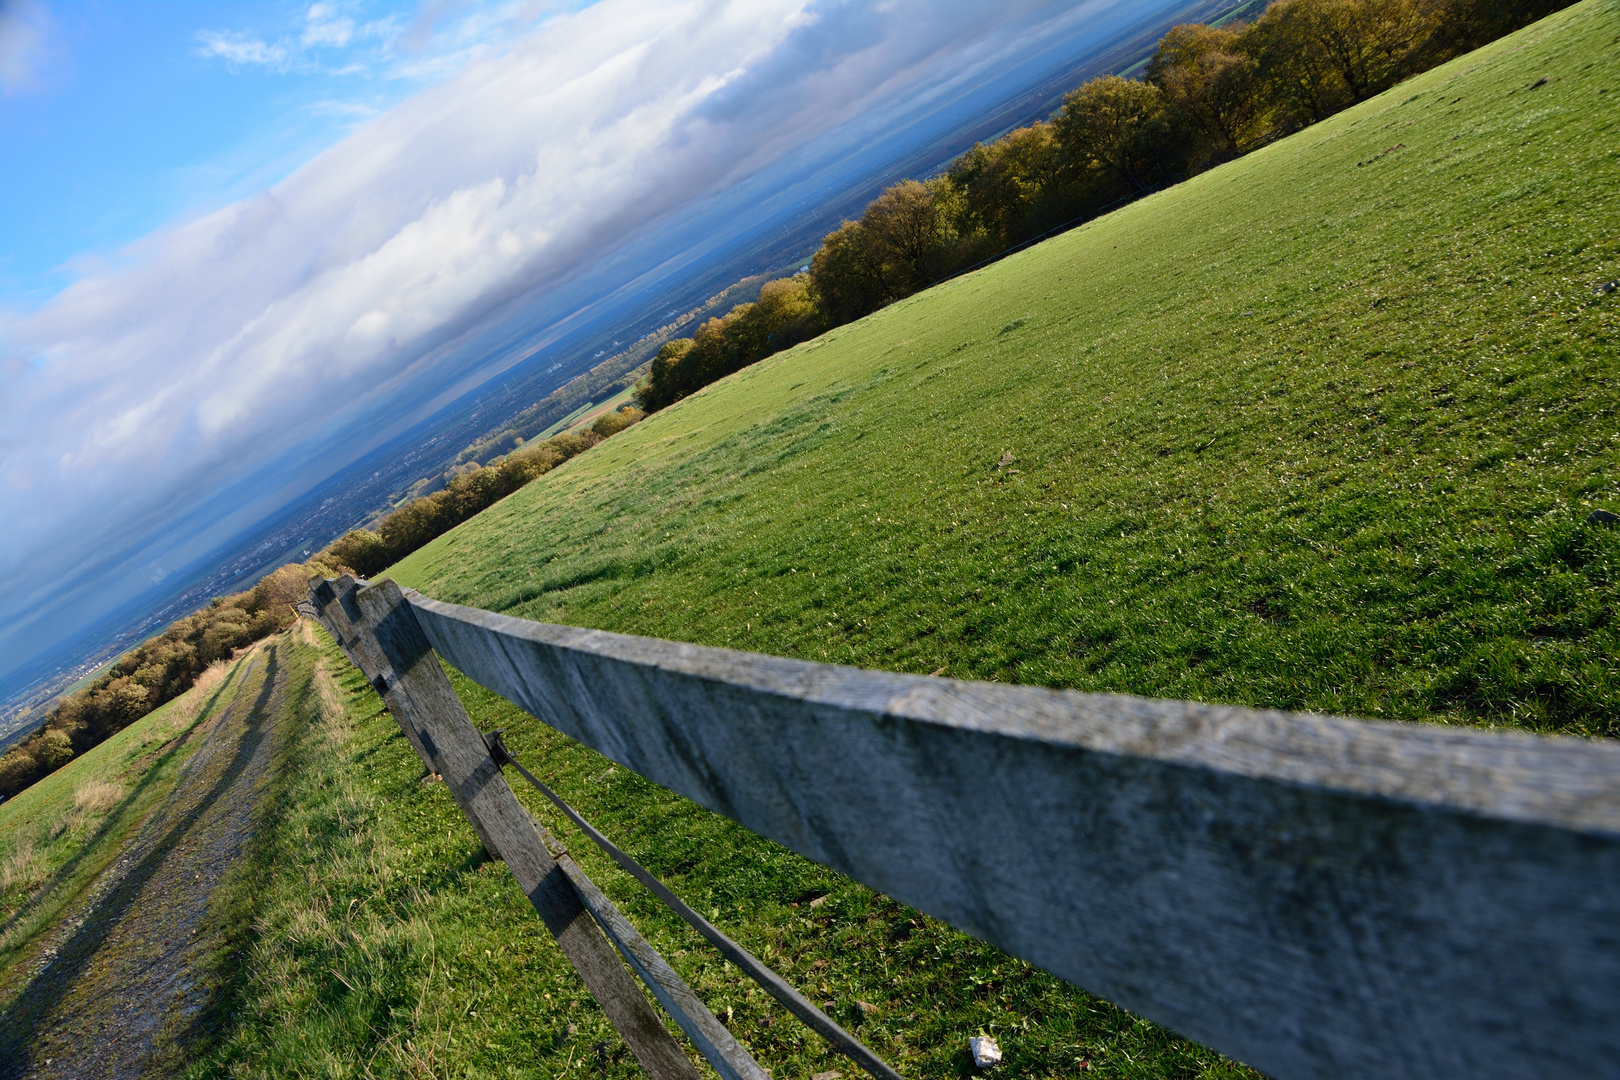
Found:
[0,0,1193,713]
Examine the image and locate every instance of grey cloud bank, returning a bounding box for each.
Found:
[0,0,1173,697]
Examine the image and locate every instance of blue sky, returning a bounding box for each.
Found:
[0,0,1178,699]
[1,0,589,307]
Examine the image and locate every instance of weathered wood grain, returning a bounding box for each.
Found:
[310,575,505,860]
[404,587,1620,1080]
[323,578,703,1080]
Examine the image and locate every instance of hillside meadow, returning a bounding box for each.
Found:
[344,3,1615,1076]
[392,3,1619,736]
[3,5,1613,1078]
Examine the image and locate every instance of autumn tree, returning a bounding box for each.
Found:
[635,340,695,413]
[809,220,888,325]
[1147,23,1263,161]
[858,179,946,296]
[946,124,1066,243]
[1405,0,1570,67]
[1052,76,1181,193]
[1247,0,1427,128]
[637,276,819,413]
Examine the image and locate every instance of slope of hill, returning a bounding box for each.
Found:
[391,2,1619,737]
[2,8,1601,1079]
[105,4,1605,1076]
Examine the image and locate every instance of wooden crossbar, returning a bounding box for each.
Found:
[398,584,1620,1080]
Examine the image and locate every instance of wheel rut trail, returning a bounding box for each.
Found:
[0,641,291,1079]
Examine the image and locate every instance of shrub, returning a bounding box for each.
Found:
[37,730,75,771]
[592,406,645,438]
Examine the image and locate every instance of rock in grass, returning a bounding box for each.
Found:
[970,1035,1002,1068]
[1588,509,1620,527]
[811,1072,843,1080]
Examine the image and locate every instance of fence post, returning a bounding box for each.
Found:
[311,577,703,1080]
[308,576,436,770]
[308,574,507,860]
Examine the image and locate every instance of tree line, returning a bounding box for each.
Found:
[0,563,322,800]
[635,0,1573,413]
[0,406,645,803]
[325,406,643,576]
[452,273,779,473]
[0,0,1565,805]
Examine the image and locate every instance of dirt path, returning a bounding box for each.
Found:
[0,640,289,1079]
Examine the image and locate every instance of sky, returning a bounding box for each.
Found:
[0,0,1178,699]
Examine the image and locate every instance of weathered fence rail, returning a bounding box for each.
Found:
[311,575,1620,1080]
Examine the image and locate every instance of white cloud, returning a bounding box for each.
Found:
[0,0,54,94]
[195,30,292,69]
[0,0,1157,682]
[195,0,510,81]
[302,4,357,48]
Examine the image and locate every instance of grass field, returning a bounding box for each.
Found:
[0,649,255,995]
[530,384,641,444]
[11,6,1614,1078]
[558,385,641,437]
[393,3,1620,735]
[191,626,1244,1079]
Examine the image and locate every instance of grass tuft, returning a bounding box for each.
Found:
[71,781,125,817]
[0,840,39,896]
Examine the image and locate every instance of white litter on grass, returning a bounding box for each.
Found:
[970,1035,1002,1068]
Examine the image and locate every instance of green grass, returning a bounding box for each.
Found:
[391,3,1620,736]
[173,6,1620,1077]
[191,626,1247,1079]
[0,649,258,996]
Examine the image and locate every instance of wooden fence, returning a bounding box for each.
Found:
[307,574,1620,1080]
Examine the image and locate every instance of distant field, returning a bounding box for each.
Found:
[530,396,604,442]
[534,383,639,443]
[393,3,1619,736]
[0,658,122,756]
[564,384,639,432]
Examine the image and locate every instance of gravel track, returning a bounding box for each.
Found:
[0,641,289,1079]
